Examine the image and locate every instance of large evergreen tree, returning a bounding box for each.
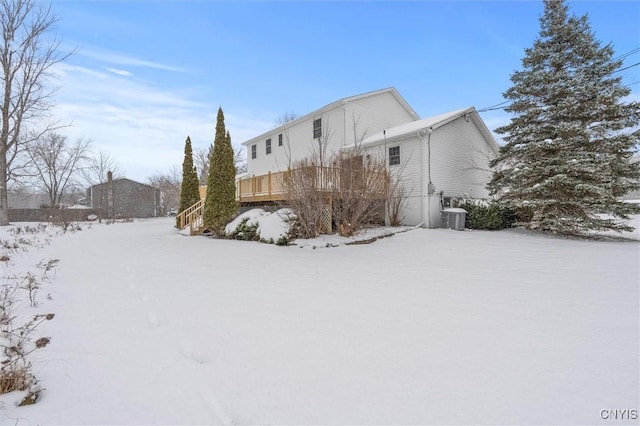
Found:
[177,136,200,228]
[488,0,640,236]
[204,107,238,235]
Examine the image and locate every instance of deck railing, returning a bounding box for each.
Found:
[236,166,345,203]
[176,198,205,234]
[177,166,387,234]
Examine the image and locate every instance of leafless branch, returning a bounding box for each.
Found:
[0,0,73,223]
[25,133,90,206]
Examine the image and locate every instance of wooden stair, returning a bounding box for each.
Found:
[176,199,206,235]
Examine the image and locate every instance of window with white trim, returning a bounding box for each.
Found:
[313,118,322,139]
[389,146,400,166]
[266,138,272,155]
[278,134,283,146]
[251,144,257,159]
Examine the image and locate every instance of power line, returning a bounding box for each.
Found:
[479,74,639,113]
[477,101,510,113]
[614,47,640,62]
[614,62,640,73]
[476,48,640,113]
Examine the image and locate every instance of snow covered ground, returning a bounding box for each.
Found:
[0,217,638,425]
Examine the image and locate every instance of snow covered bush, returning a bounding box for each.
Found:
[227,218,260,241]
[225,208,296,245]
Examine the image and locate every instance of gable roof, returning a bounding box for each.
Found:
[241,87,420,146]
[90,177,159,191]
[357,106,499,153]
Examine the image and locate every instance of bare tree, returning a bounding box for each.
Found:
[312,117,333,168]
[234,147,247,174]
[275,111,298,127]
[273,111,299,170]
[147,166,181,212]
[194,146,211,185]
[0,0,70,224]
[195,144,246,185]
[82,150,123,187]
[26,133,90,207]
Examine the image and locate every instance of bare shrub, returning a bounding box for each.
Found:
[0,311,54,401]
[386,172,408,227]
[0,260,56,405]
[330,151,389,236]
[283,151,406,237]
[21,273,39,307]
[37,259,60,276]
[281,157,333,238]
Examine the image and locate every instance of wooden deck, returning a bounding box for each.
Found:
[178,166,385,235]
[236,167,341,203]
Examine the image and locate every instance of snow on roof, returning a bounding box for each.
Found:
[358,107,473,147]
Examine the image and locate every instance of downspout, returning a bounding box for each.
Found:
[420,127,434,228]
[427,127,434,227]
[419,130,427,227]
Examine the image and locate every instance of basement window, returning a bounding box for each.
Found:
[389,146,400,166]
[251,144,257,159]
[266,138,272,155]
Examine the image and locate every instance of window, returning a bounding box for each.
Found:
[251,144,257,159]
[266,138,272,155]
[389,146,400,165]
[278,134,283,146]
[313,118,322,139]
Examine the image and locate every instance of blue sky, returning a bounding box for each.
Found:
[48,0,639,182]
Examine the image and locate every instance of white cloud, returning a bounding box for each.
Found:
[75,45,188,73]
[50,63,272,182]
[105,67,132,77]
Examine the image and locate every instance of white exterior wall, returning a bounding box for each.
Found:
[360,115,497,227]
[342,91,418,147]
[428,117,495,199]
[245,91,416,176]
[362,138,425,227]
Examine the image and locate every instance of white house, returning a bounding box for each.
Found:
[242,87,419,176]
[239,88,499,228]
[353,107,500,227]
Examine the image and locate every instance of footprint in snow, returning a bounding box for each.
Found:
[200,389,235,425]
[147,312,160,327]
[180,340,211,364]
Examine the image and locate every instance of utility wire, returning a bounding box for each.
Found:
[479,74,639,113]
[614,47,640,61]
[476,48,640,113]
[614,62,640,73]
[477,101,510,113]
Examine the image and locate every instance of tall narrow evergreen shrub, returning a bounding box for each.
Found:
[203,108,238,235]
[177,136,200,228]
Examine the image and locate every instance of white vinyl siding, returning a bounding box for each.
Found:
[360,114,496,226]
[428,118,493,199]
[243,89,417,176]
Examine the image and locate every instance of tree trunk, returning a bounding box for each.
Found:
[0,147,9,225]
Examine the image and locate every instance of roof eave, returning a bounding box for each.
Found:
[241,87,414,146]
